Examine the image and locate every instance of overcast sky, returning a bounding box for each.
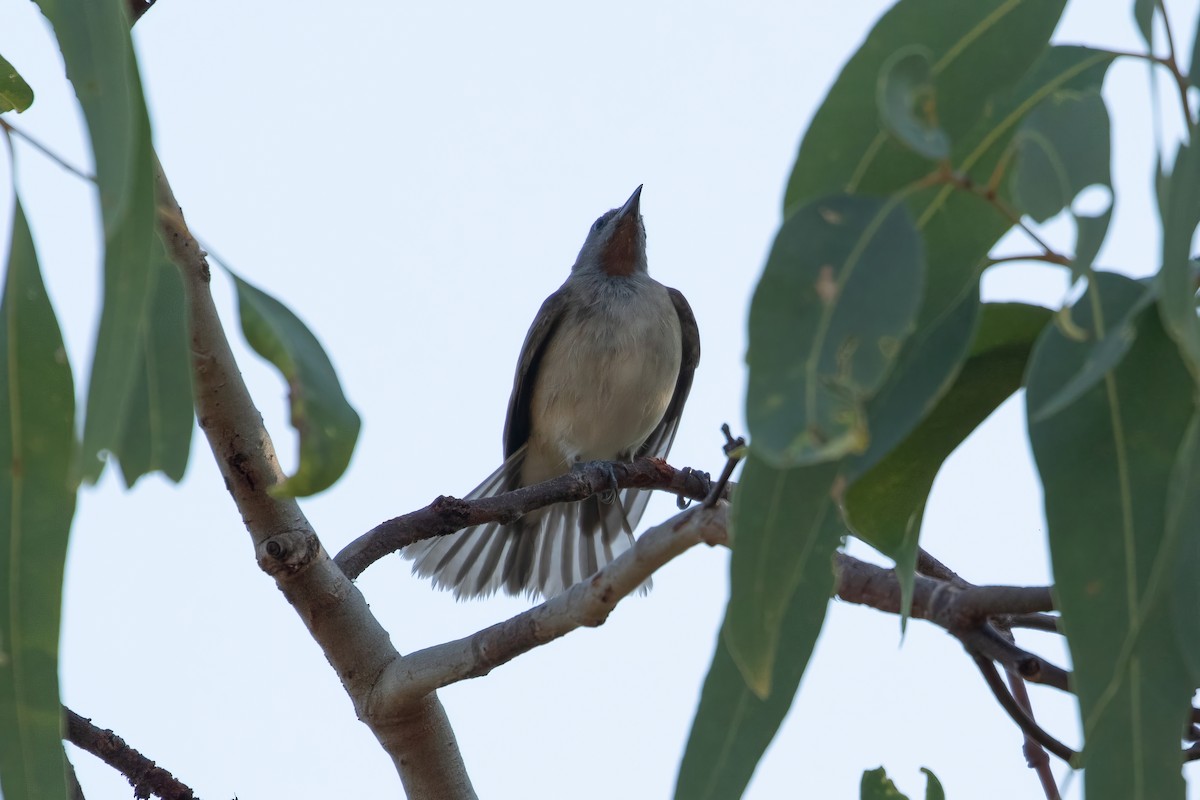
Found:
[2,0,1199,798]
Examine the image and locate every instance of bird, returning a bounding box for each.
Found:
[404,185,701,601]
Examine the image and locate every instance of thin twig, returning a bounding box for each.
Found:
[972,658,1078,763]
[1006,613,1062,634]
[987,252,1074,267]
[1005,662,1061,799]
[0,119,96,182]
[64,707,197,800]
[836,554,1071,692]
[1156,0,1194,124]
[703,423,745,508]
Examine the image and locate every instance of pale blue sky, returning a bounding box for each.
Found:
[1,0,1198,797]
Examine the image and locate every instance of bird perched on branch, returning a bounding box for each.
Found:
[404,186,701,600]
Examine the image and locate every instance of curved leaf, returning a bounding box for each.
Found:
[0,54,34,114]
[233,274,360,497]
[877,47,950,160]
[845,302,1051,609]
[1156,126,1200,383]
[861,767,909,800]
[1027,272,1194,800]
[676,458,841,798]
[33,0,143,225]
[783,37,1110,510]
[1166,413,1200,685]
[114,241,193,487]
[1011,90,1111,224]
[921,768,945,800]
[722,456,840,698]
[1028,283,1153,422]
[747,194,923,467]
[0,200,77,800]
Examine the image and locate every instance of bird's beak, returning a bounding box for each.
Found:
[618,185,643,220]
[599,185,645,276]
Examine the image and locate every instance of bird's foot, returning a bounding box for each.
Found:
[676,466,712,509]
[573,459,620,504]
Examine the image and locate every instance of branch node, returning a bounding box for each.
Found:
[430,495,472,528]
[257,530,321,576]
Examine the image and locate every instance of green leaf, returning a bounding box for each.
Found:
[113,241,193,487]
[0,53,34,114]
[847,285,980,482]
[1010,88,1113,281]
[783,35,1109,499]
[675,471,841,799]
[861,767,909,800]
[747,195,924,468]
[877,47,950,160]
[233,274,361,496]
[1133,0,1155,48]
[785,0,1068,215]
[33,0,143,226]
[845,302,1051,610]
[1156,126,1200,383]
[722,456,840,698]
[1027,272,1193,800]
[1011,89,1111,222]
[36,0,162,482]
[0,199,77,800]
[1028,281,1154,422]
[1166,413,1200,684]
[1073,207,1111,278]
[921,768,945,800]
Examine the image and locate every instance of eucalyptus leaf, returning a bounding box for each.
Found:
[1027,277,1154,423]
[676,465,842,799]
[233,274,361,497]
[0,53,34,114]
[861,767,909,800]
[1156,128,1200,383]
[877,46,950,160]
[747,194,923,467]
[1027,272,1194,800]
[722,456,841,697]
[1133,0,1155,48]
[1011,90,1111,223]
[0,200,77,800]
[114,241,194,487]
[846,302,1051,613]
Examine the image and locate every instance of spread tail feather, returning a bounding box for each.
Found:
[403,449,653,600]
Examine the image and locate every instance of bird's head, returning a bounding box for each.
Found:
[572,185,647,277]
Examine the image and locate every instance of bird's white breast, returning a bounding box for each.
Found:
[525,279,682,480]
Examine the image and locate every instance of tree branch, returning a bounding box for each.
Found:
[64,707,196,800]
[833,554,1070,692]
[335,458,715,580]
[374,505,729,704]
[155,163,476,799]
[1005,669,1061,799]
[972,657,1078,764]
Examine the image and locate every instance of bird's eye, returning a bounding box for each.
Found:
[592,216,607,233]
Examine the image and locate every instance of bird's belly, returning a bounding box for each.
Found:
[528,308,682,472]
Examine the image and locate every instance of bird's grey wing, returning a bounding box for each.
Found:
[503,286,573,459]
[608,287,702,532]
[636,286,701,462]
